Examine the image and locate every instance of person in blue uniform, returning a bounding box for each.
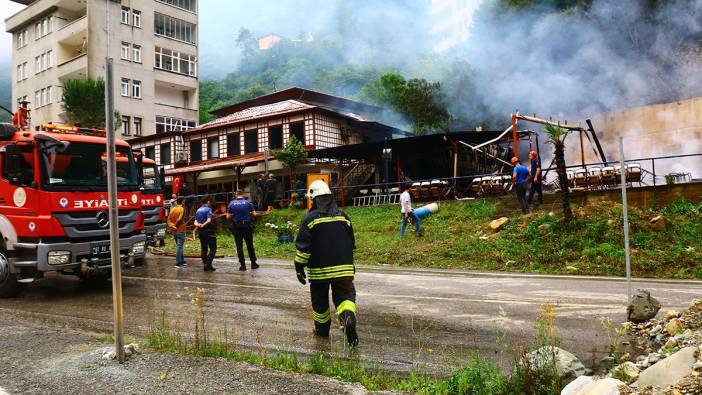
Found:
[512,157,530,214]
[226,190,265,271]
[194,198,217,272]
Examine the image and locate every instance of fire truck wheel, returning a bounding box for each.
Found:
[0,245,26,298]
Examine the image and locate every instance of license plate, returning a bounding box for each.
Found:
[90,243,110,255]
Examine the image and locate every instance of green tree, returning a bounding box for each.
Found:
[273,137,308,193]
[545,124,572,222]
[62,78,107,129]
[236,28,258,58]
[361,73,449,134]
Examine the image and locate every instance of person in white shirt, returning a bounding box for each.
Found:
[399,183,421,237]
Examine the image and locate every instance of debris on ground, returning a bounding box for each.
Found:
[101,343,141,361]
[627,289,662,323]
[526,346,591,382]
[488,217,509,233]
[594,299,702,395]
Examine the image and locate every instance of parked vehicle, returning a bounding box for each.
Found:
[0,123,146,297]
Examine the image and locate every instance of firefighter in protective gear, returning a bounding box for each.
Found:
[294,179,359,347]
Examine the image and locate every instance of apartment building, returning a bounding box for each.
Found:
[5,0,199,139]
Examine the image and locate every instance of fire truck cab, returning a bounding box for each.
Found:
[135,153,167,249]
[0,123,146,297]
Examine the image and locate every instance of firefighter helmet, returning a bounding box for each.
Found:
[510,157,519,164]
[308,180,332,199]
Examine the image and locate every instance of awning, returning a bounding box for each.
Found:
[165,153,265,176]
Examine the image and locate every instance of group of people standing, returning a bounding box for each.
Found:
[512,150,543,214]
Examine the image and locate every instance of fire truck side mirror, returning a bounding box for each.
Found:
[4,144,26,186]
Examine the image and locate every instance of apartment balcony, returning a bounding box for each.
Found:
[55,14,86,43]
[57,52,87,80]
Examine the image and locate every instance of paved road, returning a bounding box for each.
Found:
[1,255,699,372]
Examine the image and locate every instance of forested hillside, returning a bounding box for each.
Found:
[200,0,702,133]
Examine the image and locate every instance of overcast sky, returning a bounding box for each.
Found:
[1,0,481,77]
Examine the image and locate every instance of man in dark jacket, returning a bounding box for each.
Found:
[294,180,358,347]
[227,190,264,271]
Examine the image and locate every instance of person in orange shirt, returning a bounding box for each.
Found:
[167,196,187,268]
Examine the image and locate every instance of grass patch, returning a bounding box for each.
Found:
[164,197,702,278]
[146,288,567,394]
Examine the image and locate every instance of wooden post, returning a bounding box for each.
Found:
[339,160,345,208]
[579,129,586,168]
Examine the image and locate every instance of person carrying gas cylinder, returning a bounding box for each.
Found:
[294,180,359,347]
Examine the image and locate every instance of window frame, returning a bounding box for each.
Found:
[227,133,240,157]
[132,10,142,28]
[268,125,283,150]
[207,136,219,159]
[132,45,142,63]
[121,42,130,60]
[132,80,142,99]
[244,130,258,154]
[121,79,130,97]
[121,115,131,135]
[189,139,202,162]
[160,143,172,165]
[133,117,142,136]
[121,7,131,25]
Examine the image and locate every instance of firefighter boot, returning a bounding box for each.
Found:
[339,311,358,347]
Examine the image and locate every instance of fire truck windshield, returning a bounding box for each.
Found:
[40,142,139,191]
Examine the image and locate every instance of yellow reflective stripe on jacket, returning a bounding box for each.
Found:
[307,268,355,280]
[295,250,311,264]
[307,216,351,230]
[312,309,331,323]
[336,300,357,316]
[307,265,354,274]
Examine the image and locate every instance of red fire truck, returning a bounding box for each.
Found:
[135,154,167,249]
[0,122,146,297]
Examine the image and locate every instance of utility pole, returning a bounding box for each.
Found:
[105,57,125,363]
[619,137,632,303]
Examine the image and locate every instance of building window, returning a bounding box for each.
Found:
[156,0,197,12]
[160,143,171,165]
[244,130,258,154]
[155,116,196,133]
[16,29,28,49]
[227,133,240,157]
[207,137,219,159]
[290,122,305,143]
[121,116,131,135]
[16,65,22,82]
[121,79,130,96]
[154,13,197,44]
[145,146,155,160]
[189,139,202,162]
[47,86,52,104]
[121,7,131,24]
[132,10,142,28]
[132,80,141,98]
[121,43,130,60]
[41,88,47,107]
[269,125,283,149]
[154,47,197,77]
[34,16,52,40]
[35,56,40,73]
[47,50,53,68]
[133,118,142,136]
[34,91,40,108]
[132,45,141,63]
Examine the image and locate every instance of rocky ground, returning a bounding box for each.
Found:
[563,299,702,395]
[0,314,384,395]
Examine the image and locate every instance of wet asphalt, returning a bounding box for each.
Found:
[1,255,699,373]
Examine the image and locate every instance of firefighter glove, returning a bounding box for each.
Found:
[295,263,307,285]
